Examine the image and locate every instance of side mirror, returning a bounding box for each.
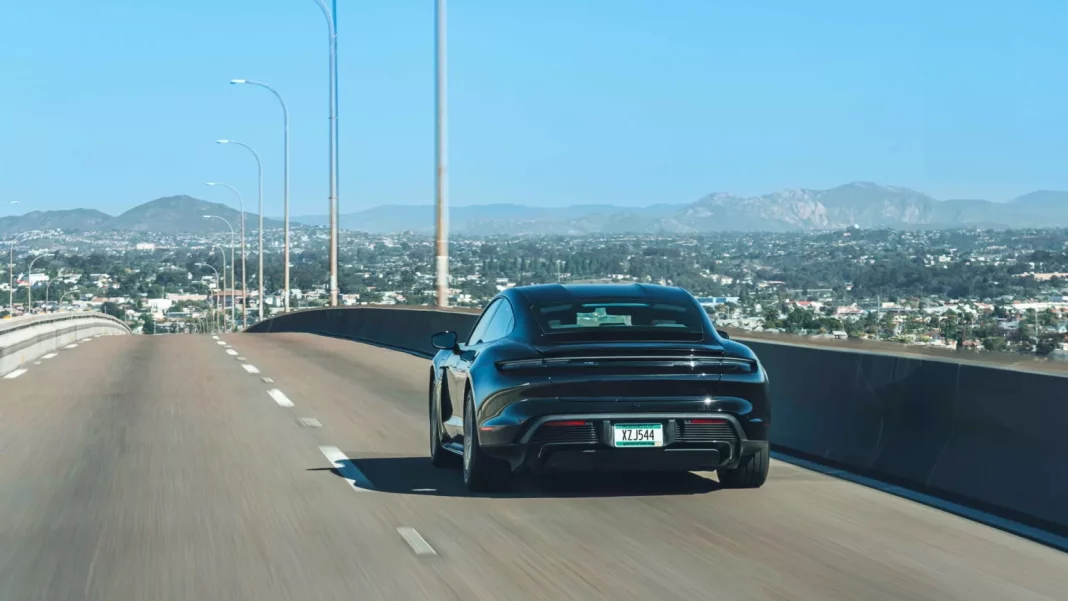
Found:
[431,331,459,351]
[716,329,730,340]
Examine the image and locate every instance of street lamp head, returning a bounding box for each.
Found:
[230,79,247,84]
[202,214,214,219]
[216,139,230,144]
[205,182,218,187]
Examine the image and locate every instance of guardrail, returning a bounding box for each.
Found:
[0,311,131,376]
[247,305,1068,537]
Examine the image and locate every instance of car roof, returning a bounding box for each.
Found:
[506,283,695,307]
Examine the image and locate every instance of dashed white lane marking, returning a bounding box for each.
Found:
[212,335,219,340]
[319,446,374,492]
[4,369,28,379]
[262,377,274,383]
[64,344,78,349]
[33,361,41,365]
[267,388,294,407]
[396,527,438,556]
[226,349,239,356]
[216,341,226,346]
[298,417,322,428]
[237,356,247,361]
[241,364,260,374]
[42,353,58,359]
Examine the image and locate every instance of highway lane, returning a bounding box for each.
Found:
[230,332,1068,600]
[0,332,1066,600]
[0,335,445,600]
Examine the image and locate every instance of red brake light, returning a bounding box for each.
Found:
[688,418,727,425]
[547,420,589,427]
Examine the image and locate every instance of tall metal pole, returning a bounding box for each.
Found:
[217,140,264,322]
[7,232,32,313]
[212,149,260,324]
[46,276,62,307]
[196,263,220,334]
[205,214,237,331]
[434,0,450,307]
[231,79,291,313]
[25,254,45,312]
[212,244,227,333]
[314,0,340,307]
[207,184,247,329]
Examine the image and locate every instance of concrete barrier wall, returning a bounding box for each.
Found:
[248,306,1068,534]
[0,313,131,376]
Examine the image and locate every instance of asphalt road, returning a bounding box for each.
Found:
[1,332,1066,600]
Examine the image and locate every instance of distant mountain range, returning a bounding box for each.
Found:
[293,182,1068,234]
[0,195,282,236]
[3,183,1068,236]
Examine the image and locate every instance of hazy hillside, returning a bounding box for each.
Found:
[4,184,1068,236]
[0,195,281,236]
[0,209,113,236]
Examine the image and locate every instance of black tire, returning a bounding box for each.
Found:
[717,445,770,489]
[462,388,510,493]
[430,376,460,468]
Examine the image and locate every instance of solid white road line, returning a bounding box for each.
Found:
[319,446,374,492]
[267,388,294,408]
[64,344,78,349]
[396,527,438,556]
[226,349,238,356]
[241,364,260,374]
[41,353,58,359]
[4,369,28,379]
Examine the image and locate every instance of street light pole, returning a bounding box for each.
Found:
[25,254,45,312]
[434,0,450,307]
[7,231,34,313]
[231,79,291,313]
[313,0,340,307]
[46,276,63,308]
[204,215,237,331]
[206,182,247,329]
[211,244,227,332]
[217,140,264,322]
[195,262,220,334]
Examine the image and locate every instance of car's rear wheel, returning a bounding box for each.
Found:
[429,376,459,468]
[717,445,770,489]
[462,388,510,493]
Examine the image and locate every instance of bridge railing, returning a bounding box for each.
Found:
[0,311,131,376]
[246,305,1068,538]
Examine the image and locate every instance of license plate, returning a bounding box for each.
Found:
[613,423,663,448]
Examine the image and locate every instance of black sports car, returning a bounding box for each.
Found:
[428,283,771,492]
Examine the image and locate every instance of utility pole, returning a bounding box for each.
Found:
[434,0,450,307]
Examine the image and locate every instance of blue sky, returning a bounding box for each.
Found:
[1,0,1067,217]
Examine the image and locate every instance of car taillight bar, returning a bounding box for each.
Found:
[687,418,727,425]
[546,420,589,427]
[495,359,545,371]
[498,357,756,372]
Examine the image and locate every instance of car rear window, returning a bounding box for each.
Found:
[531,298,707,340]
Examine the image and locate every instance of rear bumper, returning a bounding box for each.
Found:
[479,411,768,473]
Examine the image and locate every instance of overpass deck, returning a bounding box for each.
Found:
[0,333,1065,600]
